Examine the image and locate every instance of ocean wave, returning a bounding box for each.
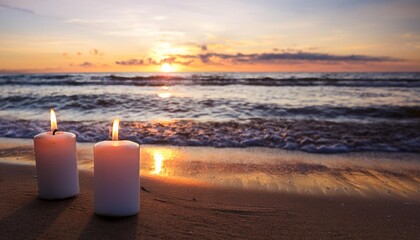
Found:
[0,118,418,153]
[1,93,420,121]
[1,73,420,87]
[1,72,419,153]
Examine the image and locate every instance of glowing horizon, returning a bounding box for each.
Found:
[1,0,420,73]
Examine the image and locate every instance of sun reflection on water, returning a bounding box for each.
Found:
[158,92,172,98]
[158,86,172,98]
[150,148,177,175]
[153,151,164,175]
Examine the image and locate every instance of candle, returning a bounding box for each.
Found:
[33,109,79,199]
[94,119,140,217]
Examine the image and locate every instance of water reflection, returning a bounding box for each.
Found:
[147,148,178,176]
[157,86,172,98]
[153,151,164,175]
[140,145,420,200]
[2,138,420,199]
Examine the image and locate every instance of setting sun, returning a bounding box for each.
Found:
[160,63,174,72]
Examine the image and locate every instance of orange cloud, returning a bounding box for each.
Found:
[90,49,104,56]
[79,62,95,67]
[116,57,193,66]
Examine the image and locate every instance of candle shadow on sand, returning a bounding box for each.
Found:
[79,214,139,240]
[0,197,74,239]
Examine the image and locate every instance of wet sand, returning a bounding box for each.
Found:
[0,138,419,239]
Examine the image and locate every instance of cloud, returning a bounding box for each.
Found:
[161,57,193,65]
[115,59,144,65]
[115,48,400,67]
[400,33,420,40]
[192,51,400,64]
[0,67,63,73]
[0,3,63,21]
[79,62,94,67]
[90,49,104,56]
[62,50,95,58]
[115,57,193,66]
[0,3,37,15]
[399,33,420,49]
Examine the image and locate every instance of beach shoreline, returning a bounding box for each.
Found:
[0,137,420,239]
[1,137,419,199]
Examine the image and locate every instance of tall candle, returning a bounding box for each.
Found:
[33,109,79,199]
[94,119,140,217]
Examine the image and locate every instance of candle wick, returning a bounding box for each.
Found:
[53,129,58,135]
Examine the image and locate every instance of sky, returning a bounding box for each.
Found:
[0,0,420,72]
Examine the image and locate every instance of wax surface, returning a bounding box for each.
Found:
[33,131,79,199]
[94,140,140,217]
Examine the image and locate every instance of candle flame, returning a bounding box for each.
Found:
[50,109,57,132]
[112,119,119,141]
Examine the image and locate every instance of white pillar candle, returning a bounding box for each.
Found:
[94,119,140,217]
[33,109,79,199]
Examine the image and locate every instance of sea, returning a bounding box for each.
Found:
[0,72,419,153]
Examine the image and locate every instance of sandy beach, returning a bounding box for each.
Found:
[0,138,419,239]
[2,0,420,238]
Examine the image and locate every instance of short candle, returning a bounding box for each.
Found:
[33,109,79,199]
[94,119,140,217]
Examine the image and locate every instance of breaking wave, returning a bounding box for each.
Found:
[0,118,419,153]
[1,72,420,87]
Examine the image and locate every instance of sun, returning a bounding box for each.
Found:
[160,63,174,72]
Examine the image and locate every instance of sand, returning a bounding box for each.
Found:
[0,138,419,239]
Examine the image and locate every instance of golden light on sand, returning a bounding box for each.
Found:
[160,63,174,72]
[50,108,57,131]
[153,151,164,174]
